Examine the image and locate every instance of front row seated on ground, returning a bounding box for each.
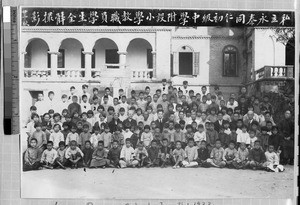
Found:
[23,137,284,172]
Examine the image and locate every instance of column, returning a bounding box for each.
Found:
[82,51,94,79]
[21,51,27,78]
[118,51,127,70]
[152,51,157,79]
[48,51,60,78]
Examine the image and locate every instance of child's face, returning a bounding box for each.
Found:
[219,129,224,133]
[83,127,89,132]
[249,132,255,138]
[59,144,65,150]
[215,141,221,148]
[77,124,83,129]
[151,142,157,148]
[98,143,104,149]
[112,142,118,148]
[93,99,98,104]
[30,140,37,148]
[162,140,168,146]
[262,130,267,134]
[71,128,77,133]
[200,142,206,149]
[240,143,246,150]
[53,126,60,132]
[268,146,274,152]
[224,124,229,129]
[82,115,88,120]
[74,113,79,118]
[242,127,247,133]
[54,116,60,122]
[85,143,91,149]
[94,130,100,135]
[82,97,87,103]
[70,144,76,150]
[231,129,236,134]
[188,141,194,147]
[229,143,235,149]
[169,123,174,130]
[138,145,144,150]
[47,143,53,150]
[36,126,41,131]
[66,117,71,122]
[41,125,47,131]
[254,142,260,149]
[104,128,109,133]
[272,129,278,134]
[176,142,181,149]
[126,141,131,148]
[144,128,150,133]
[237,121,242,127]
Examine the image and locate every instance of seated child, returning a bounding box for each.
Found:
[153,126,163,148]
[140,125,154,148]
[222,140,238,168]
[119,138,139,168]
[260,126,270,151]
[29,122,47,156]
[40,141,58,169]
[196,140,210,167]
[147,140,160,167]
[248,140,267,170]
[82,141,94,167]
[182,138,198,168]
[107,140,121,168]
[65,140,84,169]
[49,124,64,149]
[130,126,140,149]
[194,124,206,147]
[90,141,110,168]
[172,141,186,169]
[56,141,67,169]
[265,145,284,172]
[159,138,172,168]
[23,138,41,171]
[134,142,149,167]
[232,142,249,169]
[61,122,70,142]
[207,139,226,168]
[173,123,186,149]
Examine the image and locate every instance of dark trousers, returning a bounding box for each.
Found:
[23,161,41,171]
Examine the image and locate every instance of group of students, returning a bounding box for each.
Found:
[23,80,294,172]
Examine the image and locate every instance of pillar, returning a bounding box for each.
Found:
[118,51,127,69]
[82,51,94,79]
[152,51,157,79]
[48,51,60,78]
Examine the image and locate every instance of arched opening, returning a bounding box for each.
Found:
[59,38,84,68]
[127,38,153,70]
[285,38,295,66]
[25,38,49,68]
[93,38,119,69]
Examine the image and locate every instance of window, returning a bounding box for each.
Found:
[57,49,65,68]
[223,45,238,77]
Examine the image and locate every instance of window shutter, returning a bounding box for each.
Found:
[193,52,200,76]
[173,52,179,76]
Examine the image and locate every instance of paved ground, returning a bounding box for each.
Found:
[21,165,295,199]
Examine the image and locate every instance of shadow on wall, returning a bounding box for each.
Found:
[207,27,246,98]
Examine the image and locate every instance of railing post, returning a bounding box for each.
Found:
[82,51,93,79]
[118,51,127,70]
[152,51,156,79]
[48,51,60,78]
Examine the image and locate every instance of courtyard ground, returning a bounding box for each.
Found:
[21,165,295,199]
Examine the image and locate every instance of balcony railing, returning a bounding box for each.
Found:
[131,69,153,81]
[253,66,294,81]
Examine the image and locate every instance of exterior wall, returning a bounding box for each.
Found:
[254,28,286,70]
[155,30,171,80]
[60,39,83,68]
[94,39,118,68]
[127,39,152,70]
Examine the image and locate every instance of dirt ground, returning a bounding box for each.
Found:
[21,165,295,199]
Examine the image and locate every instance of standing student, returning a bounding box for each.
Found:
[49,124,64,149]
[23,138,41,171]
[119,138,139,168]
[159,138,172,168]
[40,141,58,169]
[236,125,250,147]
[182,138,198,168]
[147,140,160,167]
[79,124,92,148]
[68,96,81,117]
[140,125,154,148]
[194,124,206,147]
[29,122,47,156]
[65,125,80,146]
[90,141,110,168]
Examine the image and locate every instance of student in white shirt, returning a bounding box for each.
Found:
[237,125,250,146]
[80,94,91,113]
[119,138,139,168]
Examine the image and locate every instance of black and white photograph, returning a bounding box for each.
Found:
[17,5,297,201]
